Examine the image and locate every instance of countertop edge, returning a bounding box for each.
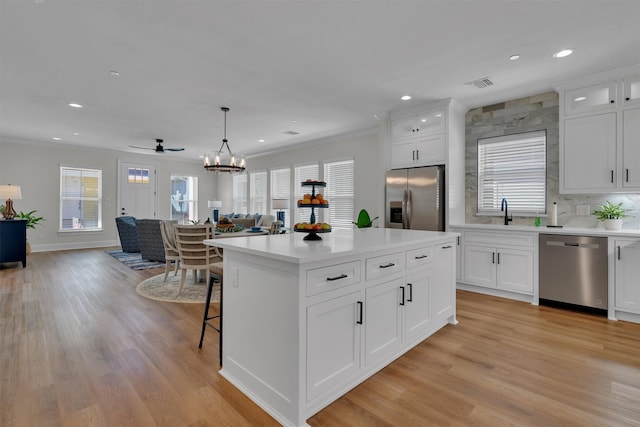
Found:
[449,223,640,238]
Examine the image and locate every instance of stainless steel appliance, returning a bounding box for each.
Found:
[539,234,608,313]
[385,166,445,231]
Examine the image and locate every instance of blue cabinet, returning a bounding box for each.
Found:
[0,219,27,267]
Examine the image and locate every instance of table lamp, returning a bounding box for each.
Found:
[272,199,290,227]
[208,200,222,223]
[0,184,22,220]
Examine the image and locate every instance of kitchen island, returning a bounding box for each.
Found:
[205,228,458,427]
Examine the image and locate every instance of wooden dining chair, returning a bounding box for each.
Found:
[173,224,222,295]
[159,220,180,282]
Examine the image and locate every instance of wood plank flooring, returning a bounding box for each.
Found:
[1,248,639,426]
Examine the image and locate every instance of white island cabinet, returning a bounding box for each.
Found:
[205,228,458,427]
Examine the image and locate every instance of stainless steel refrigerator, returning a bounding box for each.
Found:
[385,166,445,231]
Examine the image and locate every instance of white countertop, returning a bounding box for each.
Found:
[450,223,640,238]
[204,228,458,264]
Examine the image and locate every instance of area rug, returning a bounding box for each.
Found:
[106,250,166,270]
[136,272,220,304]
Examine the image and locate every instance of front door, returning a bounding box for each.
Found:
[118,160,157,219]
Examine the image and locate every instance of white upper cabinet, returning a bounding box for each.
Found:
[622,108,640,188]
[622,74,640,107]
[555,65,640,193]
[563,113,617,191]
[564,81,617,115]
[390,108,447,168]
[391,110,445,140]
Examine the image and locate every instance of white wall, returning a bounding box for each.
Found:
[215,128,385,226]
[0,138,219,252]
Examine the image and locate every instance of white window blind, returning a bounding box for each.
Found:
[324,159,355,230]
[232,174,247,214]
[477,130,546,215]
[294,163,319,224]
[60,167,102,231]
[270,167,291,223]
[250,171,267,214]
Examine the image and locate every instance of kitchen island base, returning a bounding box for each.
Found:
[207,229,458,427]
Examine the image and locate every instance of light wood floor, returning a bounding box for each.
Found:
[1,249,640,426]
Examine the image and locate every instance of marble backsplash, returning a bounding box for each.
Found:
[464,92,640,231]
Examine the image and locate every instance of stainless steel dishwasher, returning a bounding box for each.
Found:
[539,234,608,313]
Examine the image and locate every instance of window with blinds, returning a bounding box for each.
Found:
[477,130,547,215]
[250,171,267,214]
[232,174,248,214]
[170,175,198,224]
[324,159,355,229]
[294,163,319,224]
[270,167,291,222]
[60,167,102,231]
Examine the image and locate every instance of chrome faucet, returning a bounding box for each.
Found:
[501,198,512,226]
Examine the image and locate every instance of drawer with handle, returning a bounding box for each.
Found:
[365,252,404,281]
[306,260,361,296]
[405,246,434,270]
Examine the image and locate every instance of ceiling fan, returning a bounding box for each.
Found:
[129,139,184,153]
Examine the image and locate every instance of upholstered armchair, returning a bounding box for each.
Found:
[135,219,167,262]
[115,216,140,253]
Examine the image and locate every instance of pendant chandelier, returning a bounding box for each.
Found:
[203,107,246,174]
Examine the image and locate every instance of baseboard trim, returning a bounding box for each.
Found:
[31,240,119,253]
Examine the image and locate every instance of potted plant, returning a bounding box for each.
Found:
[593,201,630,231]
[16,210,45,254]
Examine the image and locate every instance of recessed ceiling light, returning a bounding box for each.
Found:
[401,95,412,101]
[574,96,587,102]
[52,137,61,141]
[110,70,120,76]
[553,49,573,58]
[258,139,265,143]
[421,119,426,122]
[509,54,520,61]
[68,103,83,108]
[435,113,442,117]
[73,132,80,135]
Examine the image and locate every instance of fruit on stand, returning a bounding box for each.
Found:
[294,222,331,231]
[296,193,328,206]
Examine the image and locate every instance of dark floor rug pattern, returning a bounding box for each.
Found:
[106,250,166,270]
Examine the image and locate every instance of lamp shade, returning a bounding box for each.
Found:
[208,200,223,209]
[272,199,290,210]
[0,185,22,200]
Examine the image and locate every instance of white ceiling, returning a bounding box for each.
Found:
[1,0,639,161]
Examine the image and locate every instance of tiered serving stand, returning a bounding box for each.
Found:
[295,181,331,241]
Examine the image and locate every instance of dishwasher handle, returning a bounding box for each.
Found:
[545,240,601,249]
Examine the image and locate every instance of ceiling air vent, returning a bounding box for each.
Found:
[283,130,300,135]
[464,77,495,89]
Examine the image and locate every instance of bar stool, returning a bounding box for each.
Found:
[199,262,223,365]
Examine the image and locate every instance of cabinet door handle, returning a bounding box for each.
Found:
[407,283,413,302]
[400,286,405,306]
[626,97,631,101]
[416,150,419,160]
[326,273,347,281]
[610,100,615,104]
[379,262,395,269]
[618,246,621,260]
[611,170,614,183]
[457,236,460,245]
[492,252,495,264]
[414,254,428,259]
[497,252,501,264]
[357,301,363,324]
[412,150,415,160]
[626,169,630,182]
[442,245,452,249]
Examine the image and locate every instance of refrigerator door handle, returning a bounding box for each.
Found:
[402,190,408,229]
[407,190,413,229]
